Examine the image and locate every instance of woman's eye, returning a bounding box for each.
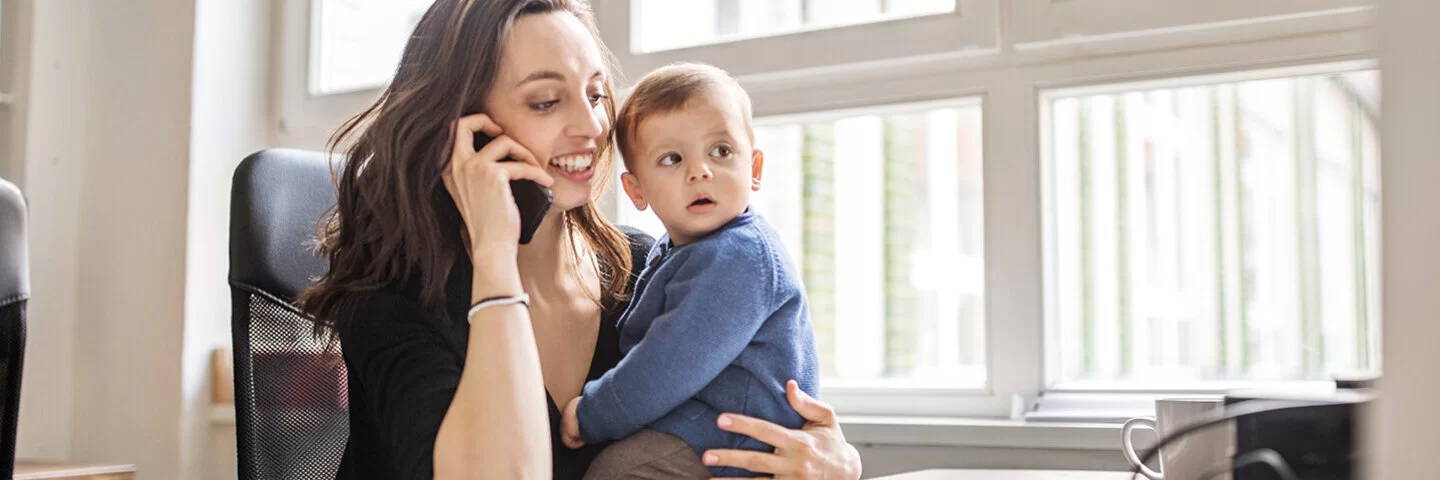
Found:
[658,153,681,166]
[588,93,608,107]
[709,145,733,157]
[532,99,559,111]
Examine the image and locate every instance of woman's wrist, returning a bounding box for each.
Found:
[469,252,524,303]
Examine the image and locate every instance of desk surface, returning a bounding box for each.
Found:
[15,461,137,480]
[874,469,1133,480]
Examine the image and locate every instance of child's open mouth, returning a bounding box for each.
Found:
[687,196,716,214]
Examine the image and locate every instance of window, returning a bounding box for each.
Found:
[619,101,986,389]
[280,0,1380,420]
[309,0,433,95]
[304,0,969,95]
[601,1,993,82]
[1045,70,1381,388]
[630,0,955,53]
[606,0,1378,417]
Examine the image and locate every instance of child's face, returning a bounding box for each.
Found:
[621,89,763,245]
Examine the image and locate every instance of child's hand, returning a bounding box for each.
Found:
[561,396,585,449]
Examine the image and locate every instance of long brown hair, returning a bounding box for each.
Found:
[297,0,632,332]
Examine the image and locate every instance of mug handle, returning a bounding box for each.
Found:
[1122,417,1164,480]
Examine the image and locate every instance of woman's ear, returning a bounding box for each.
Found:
[621,172,649,211]
[750,149,765,192]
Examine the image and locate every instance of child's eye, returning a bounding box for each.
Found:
[658,153,681,166]
[588,93,608,107]
[532,99,559,111]
[709,144,733,157]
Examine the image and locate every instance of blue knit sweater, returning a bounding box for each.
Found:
[576,210,819,477]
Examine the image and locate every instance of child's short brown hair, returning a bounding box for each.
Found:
[614,62,753,169]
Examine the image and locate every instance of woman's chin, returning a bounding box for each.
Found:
[548,185,593,212]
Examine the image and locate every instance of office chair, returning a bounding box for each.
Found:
[0,178,26,480]
[229,149,348,480]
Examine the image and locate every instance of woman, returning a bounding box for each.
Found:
[296,1,863,478]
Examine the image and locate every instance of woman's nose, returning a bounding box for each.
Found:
[566,100,605,140]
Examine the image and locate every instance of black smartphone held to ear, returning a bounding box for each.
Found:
[473,132,552,244]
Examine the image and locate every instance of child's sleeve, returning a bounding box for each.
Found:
[576,238,778,444]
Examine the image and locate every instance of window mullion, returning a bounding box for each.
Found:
[985,79,1046,399]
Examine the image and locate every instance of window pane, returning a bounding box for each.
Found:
[311,0,433,95]
[631,0,955,53]
[618,102,986,388]
[1048,70,1381,385]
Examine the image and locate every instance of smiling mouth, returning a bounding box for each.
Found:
[548,152,594,173]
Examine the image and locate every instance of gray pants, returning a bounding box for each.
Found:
[583,429,711,480]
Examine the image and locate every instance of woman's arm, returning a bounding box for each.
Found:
[433,258,550,479]
[702,380,863,480]
[432,114,556,479]
[345,261,549,480]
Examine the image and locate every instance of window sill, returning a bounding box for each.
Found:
[841,415,1137,451]
[208,403,1139,452]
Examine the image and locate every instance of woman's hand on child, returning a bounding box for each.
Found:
[561,396,586,449]
[702,380,862,480]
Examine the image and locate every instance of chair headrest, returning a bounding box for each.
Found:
[0,178,26,304]
[229,149,341,301]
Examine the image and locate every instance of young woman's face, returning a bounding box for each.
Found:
[484,11,611,212]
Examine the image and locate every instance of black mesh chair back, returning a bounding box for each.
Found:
[229,149,348,480]
[0,178,27,480]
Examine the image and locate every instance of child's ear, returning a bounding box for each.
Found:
[621,172,649,211]
[750,149,765,192]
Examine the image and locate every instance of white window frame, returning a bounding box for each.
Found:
[747,97,996,418]
[273,0,397,148]
[597,1,1378,419]
[274,0,1380,420]
[1037,60,1380,396]
[598,0,997,79]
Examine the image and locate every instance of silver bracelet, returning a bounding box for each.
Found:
[466,293,530,324]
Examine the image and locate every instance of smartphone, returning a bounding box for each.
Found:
[473,132,552,244]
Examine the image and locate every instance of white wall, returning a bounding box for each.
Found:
[15,0,89,461]
[12,0,270,475]
[1372,0,1440,478]
[11,0,225,478]
[184,0,272,477]
[67,0,197,478]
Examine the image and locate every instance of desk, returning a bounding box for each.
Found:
[874,469,1132,480]
[14,461,136,480]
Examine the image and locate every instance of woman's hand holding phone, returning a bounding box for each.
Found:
[444,114,554,295]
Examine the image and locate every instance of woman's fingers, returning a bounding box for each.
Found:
[786,380,837,425]
[702,449,791,476]
[475,134,544,170]
[707,386,852,479]
[494,161,555,188]
[451,113,505,158]
[476,135,551,186]
[716,413,803,451]
[450,134,551,187]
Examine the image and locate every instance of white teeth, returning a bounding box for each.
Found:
[549,154,593,173]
